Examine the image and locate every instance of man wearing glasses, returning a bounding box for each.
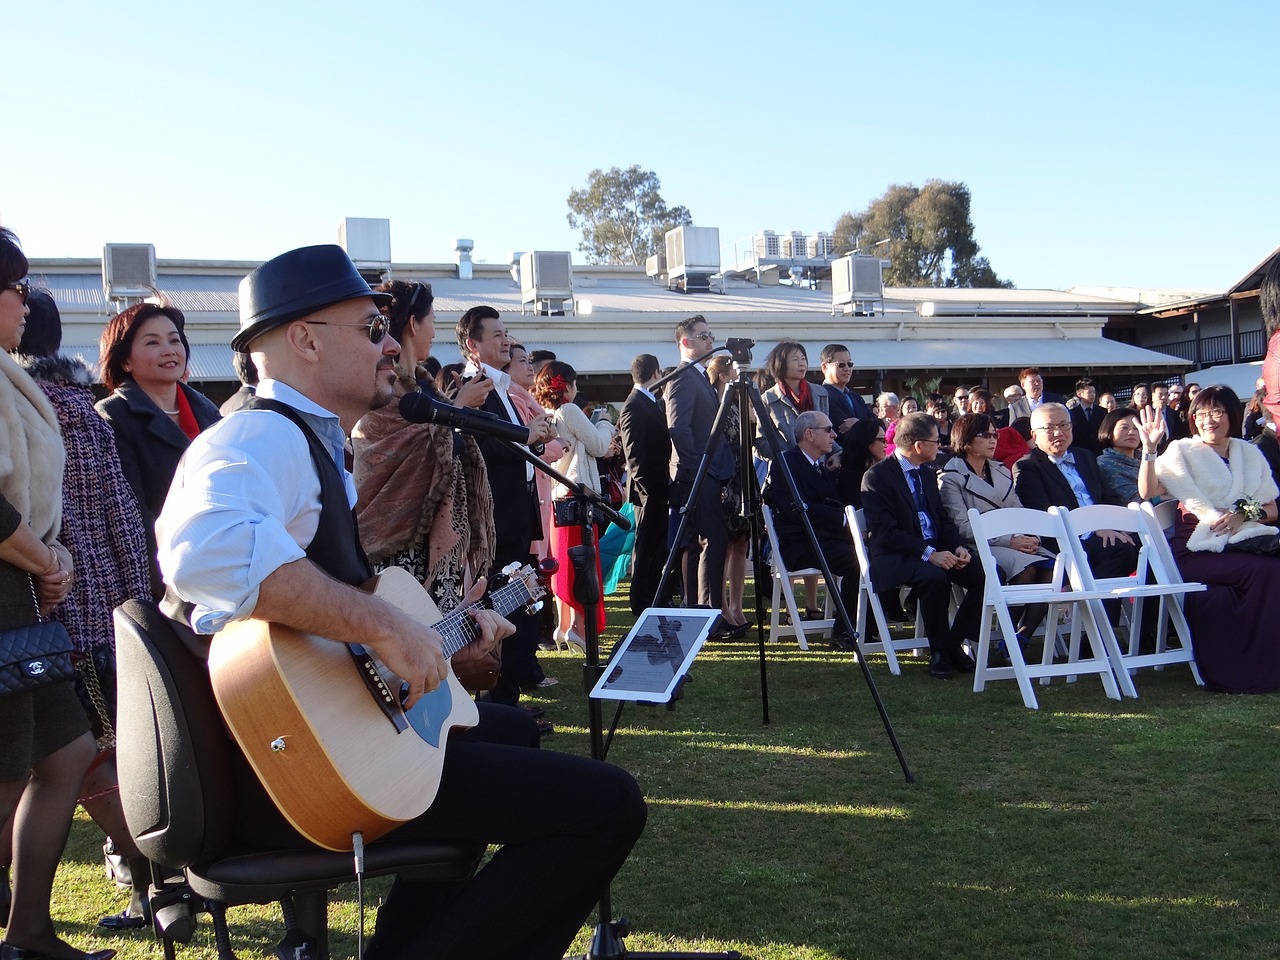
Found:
[820,343,873,432]
[861,412,986,679]
[158,245,646,959]
[764,410,860,650]
[666,316,735,624]
[1014,403,1139,582]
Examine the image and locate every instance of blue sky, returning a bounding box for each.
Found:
[5,0,1276,291]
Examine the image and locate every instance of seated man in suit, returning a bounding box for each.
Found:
[763,410,860,649]
[1014,402,1140,585]
[860,412,985,679]
[1068,377,1106,455]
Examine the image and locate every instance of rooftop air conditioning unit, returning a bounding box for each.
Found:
[645,251,667,279]
[831,255,886,316]
[808,232,836,259]
[782,231,806,259]
[754,230,781,259]
[339,217,392,272]
[665,225,720,293]
[520,251,574,314]
[102,243,157,302]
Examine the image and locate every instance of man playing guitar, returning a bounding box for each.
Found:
[156,245,647,960]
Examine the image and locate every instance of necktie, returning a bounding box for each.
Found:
[908,469,928,512]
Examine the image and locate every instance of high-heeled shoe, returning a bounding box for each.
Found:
[552,628,587,654]
[0,942,117,960]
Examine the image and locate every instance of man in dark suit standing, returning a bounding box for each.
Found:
[763,410,860,648]
[1014,402,1139,582]
[820,343,873,429]
[457,305,559,704]
[619,353,674,616]
[861,412,985,678]
[665,315,735,620]
[1068,378,1106,455]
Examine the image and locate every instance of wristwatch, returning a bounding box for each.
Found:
[1142,453,1159,461]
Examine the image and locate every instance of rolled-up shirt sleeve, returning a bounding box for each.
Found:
[157,410,319,634]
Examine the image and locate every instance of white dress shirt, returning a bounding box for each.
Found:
[156,379,354,634]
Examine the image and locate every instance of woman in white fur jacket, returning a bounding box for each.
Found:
[1137,385,1280,693]
[535,361,618,649]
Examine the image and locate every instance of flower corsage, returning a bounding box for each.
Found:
[1233,497,1266,522]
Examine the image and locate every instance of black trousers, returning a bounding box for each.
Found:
[671,479,728,610]
[629,493,672,616]
[883,557,986,653]
[778,534,860,634]
[234,704,646,960]
[370,705,646,960]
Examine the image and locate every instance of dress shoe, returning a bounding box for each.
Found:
[950,649,977,674]
[552,628,586,654]
[521,676,559,693]
[828,632,856,652]
[928,651,954,679]
[535,719,554,737]
[1,944,117,960]
[521,704,546,720]
[98,909,148,931]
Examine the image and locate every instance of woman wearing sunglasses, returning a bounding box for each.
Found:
[938,412,1054,655]
[95,303,220,594]
[0,228,115,960]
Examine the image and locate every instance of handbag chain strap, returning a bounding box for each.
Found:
[81,651,116,749]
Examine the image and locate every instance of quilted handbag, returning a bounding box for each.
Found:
[0,574,75,697]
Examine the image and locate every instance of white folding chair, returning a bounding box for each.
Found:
[967,506,1124,708]
[761,503,834,650]
[1131,501,1204,685]
[1056,503,1205,695]
[845,506,929,675]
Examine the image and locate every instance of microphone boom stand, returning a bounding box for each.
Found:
[492,437,737,959]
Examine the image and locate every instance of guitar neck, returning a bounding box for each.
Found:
[437,578,532,659]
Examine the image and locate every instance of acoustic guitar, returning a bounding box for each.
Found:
[208,564,542,851]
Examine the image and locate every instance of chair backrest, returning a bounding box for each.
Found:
[1146,498,1179,536]
[965,506,1069,595]
[1058,503,1150,587]
[847,507,874,584]
[115,600,235,869]
[760,503,788,572]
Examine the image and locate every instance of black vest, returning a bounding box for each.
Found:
[246,397,373,587]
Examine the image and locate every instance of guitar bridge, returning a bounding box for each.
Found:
[348,645,409,733]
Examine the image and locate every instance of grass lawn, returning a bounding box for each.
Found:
[50,581,1280,959]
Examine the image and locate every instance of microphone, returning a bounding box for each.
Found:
[398,392,532,444]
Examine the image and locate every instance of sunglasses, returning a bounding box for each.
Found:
[974,431,1000,440]
[831,361,854,369]
[5,279,30,305]
[303,314,391,344]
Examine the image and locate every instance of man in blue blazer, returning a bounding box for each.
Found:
[763,410,860,647]
[861,412,986,678]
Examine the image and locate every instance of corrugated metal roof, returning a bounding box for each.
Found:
[29,273,242,314]
[553,338,1187,376]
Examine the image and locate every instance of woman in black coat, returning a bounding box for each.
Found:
[94,303,220,595]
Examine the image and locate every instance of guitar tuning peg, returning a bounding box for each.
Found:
[527,601,543,615]
[502,561,520,576]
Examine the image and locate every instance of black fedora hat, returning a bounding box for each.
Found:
[233,244,392,351]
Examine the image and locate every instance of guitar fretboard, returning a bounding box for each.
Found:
[437,576,537,659]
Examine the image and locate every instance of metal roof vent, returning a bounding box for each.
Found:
[520,251,574,315]
[831,255,886,316]
[665,225,721,293]
[455,239,474,280]
[102,243,157,303]
[508,251,524,286]
[338,218,391,272]
[645,250,667,285]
